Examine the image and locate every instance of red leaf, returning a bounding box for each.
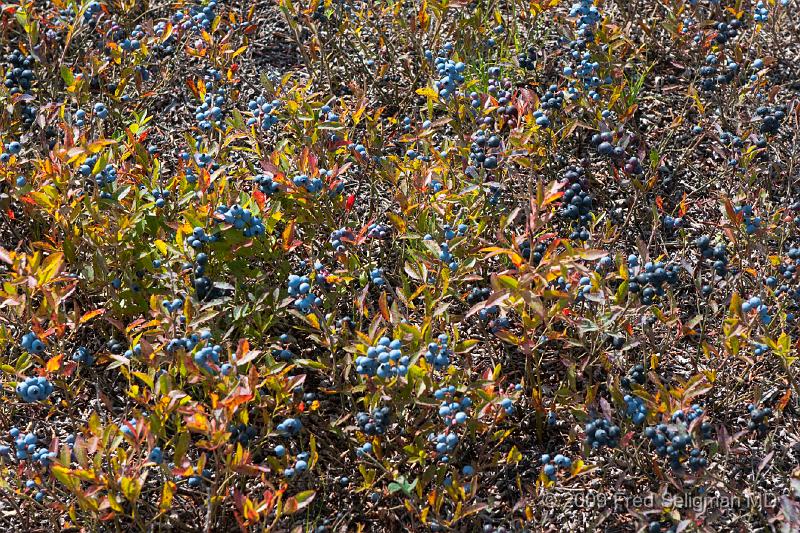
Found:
[253,190,266,209]
[345,194,356,212]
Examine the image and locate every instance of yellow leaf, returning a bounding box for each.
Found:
[305,312,320,329]
[37,252,64,285]
[415,86,438,99]
[87,139,116,153]
[386,212,406,233]
[570,458,586,476]
[159,481,176,513]
[506,445,522,464]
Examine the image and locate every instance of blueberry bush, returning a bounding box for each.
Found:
[0,0,799,531]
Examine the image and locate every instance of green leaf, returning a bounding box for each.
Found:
[60,66,75,87]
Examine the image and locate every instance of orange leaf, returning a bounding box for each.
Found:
[282,221,295,252]
[236,338,250,359]
[185,412,209,433]
[378,292,390,322]
[243,497,260,523]
[79,308,106,324]
[46,354,63,373]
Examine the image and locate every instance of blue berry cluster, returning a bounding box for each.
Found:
[284,451,310,478]
[351,142,368,159]
[355,336,408,378]
[591,132,643,174]
[78,154,101,181]
[644,425,705,472]
[624,395,647,424]
[477,304,499,322]
[356,406,391,435]
[520,239,547,265]
[465,127,496,166]
[330,227,355,252]
[72,346,95,365]
[356,441,374,457]
[439,242,458,271]
[215,204,265,237]
[21,331,45,354]
[428,429,459,461]
[753,1,768,22]
[276,417,302,436]
[16,376,54,403]
[152,22,177,57]
[174,2,217,33]
[747,404,772,435]
[91,163,118,190]
[83,1,102,24]
[194,87,225,131]
[321,168,343,195]
[621,364,646,389]
[569,0,601,39]
[271,334,296,361]
[735,205,761,235]
[466,286,491,305]
[93,102,109,119]
[187,468,213,488]
[292,174,324,193]
[4,50,36,95]
[106,338,126,355]
[755,105,785,135]
[561,2,606,100]
[741,295,771,324]
[584,417,621,449]
[123,344,142,359]
[540,453,572,480]
[189,226,217,249]
[627,259,681,305]
[435,386,472,426]
[663,214,683,231]
[0,428,56,466]
[370,267,386,287]
[247,96,281,130]
[518,45,537,69]
[162,297,185,314]
[425,334,453,370]
[256,173,281,196]
[287,274,321,313]
[149,187,171,208]
[0,140,22,162]
[148,446,164,464]
[194,344,223,373]
[695,235,729,276]
[229,423,258,445]
[753,341,770,356]
[367,223,389,239]
[426,43,465,100]
[645,406,710,471]
[499,394,516,415]
[114,24,144,53]
[163,330,211,353]
[699,51,740,91]
[558,166,593,240]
